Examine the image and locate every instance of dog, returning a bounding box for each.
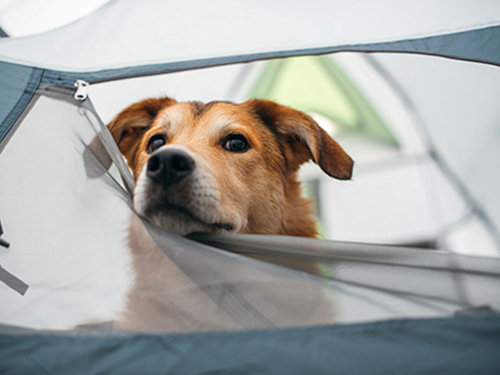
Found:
[107,97,353,331]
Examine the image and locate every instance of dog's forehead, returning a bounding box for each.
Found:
[154,101,260,135]
[155,102,195,132]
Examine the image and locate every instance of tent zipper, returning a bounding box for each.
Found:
[38,80,90,102]
[74,80,89,101]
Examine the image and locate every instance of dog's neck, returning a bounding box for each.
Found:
[280,174,318,237]
[241,172,318,237]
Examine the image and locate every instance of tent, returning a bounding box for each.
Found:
[1,0,500,373]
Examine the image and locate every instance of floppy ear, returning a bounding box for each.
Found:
[107,97,177,161]
[244,99,353,180]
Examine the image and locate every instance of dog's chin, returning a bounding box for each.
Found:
[147,213,213,236]
[136,204,236,236]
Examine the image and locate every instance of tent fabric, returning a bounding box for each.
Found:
[0,0,110,38]
[16,24,500,87]
[0,61,42,145]
[4,25,500,88]
[0,0,499,80]
[373,54,500,251]
[1,2,500,373]
[1,317,500,374]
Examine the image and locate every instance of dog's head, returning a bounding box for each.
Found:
[108,97,353,237]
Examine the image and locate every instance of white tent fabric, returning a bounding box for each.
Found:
[0,0,109,37]
[375,54,500,252]
[1,0,500,334]
[0,0,499,72]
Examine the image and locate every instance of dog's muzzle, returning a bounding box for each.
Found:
[147,148,195,189]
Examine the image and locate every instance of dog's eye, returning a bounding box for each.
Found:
[223,134,250,153]
[147,134,166,153]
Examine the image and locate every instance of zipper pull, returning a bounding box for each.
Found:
[74,80,89,101]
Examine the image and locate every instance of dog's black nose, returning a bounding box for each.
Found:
[147,148,195,188]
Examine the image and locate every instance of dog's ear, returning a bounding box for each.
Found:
[107,97,177,161]
[244,99,353,180]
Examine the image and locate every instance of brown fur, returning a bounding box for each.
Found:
[107,97,353,331]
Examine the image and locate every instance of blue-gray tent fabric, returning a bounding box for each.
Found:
[0,62,68,152]
[365,24,500,67]
[36,25,500,87]
[0,61,42,145]
[1,317,499,374]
